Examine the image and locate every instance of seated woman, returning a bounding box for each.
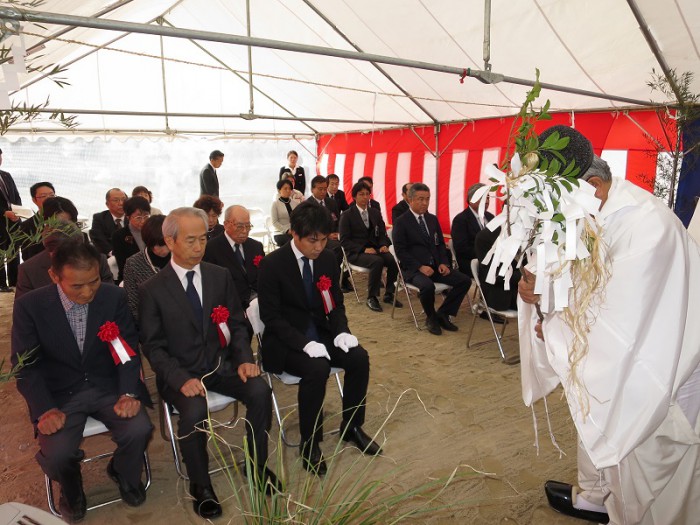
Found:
[193,195,224,239]
[271,179,299,246]
[123,215,170,325]
[281,173,305,205]
[112,196,151,283]
[132,185,162,215]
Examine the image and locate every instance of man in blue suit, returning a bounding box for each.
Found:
[12,238,153,522]
[392,183,470,335]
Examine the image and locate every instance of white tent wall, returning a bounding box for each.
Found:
[1,136,315,222]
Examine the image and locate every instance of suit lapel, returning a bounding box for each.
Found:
[161,265,201,330]
[281,243,309,307]
[43,286,83,362]
[201,265,216,339]
[82,286,106,362]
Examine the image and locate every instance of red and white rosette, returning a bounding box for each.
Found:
[211,305,231,347]
[316,275,336,314]
[97,321,136,365]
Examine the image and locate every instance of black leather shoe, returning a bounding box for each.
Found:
[300,441,327,476]
[366,296,382,312]
[425,315,442,335]
[58,480,86,523]
[340,424,382,456]
[383,293,402,308]
[544,480,609,523]
[107,458,146,507]
[189,483,222,519]
[246,465,283,495]
[480,311,505,324]
[437,313,459,331]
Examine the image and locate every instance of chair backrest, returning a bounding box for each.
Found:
[447,239,458,269]
[245,297,265,337]
[470,259,482,288]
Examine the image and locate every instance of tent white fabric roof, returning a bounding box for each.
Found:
[3,0,699,137]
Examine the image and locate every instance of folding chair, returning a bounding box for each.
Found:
[245,298,344,448]
[160,392,239,479]
[0,502,66,525]
[46,417,152,517]
[467,259,519,363]
[388,245,452,331]
[264,216,278,252]
[340,246,372,303]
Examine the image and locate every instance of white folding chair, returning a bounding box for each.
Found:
[0,502,66,525]
[340,246,372,303]
[245,298,344,448]
[388,245,452,331]
[264,216,278,252]
[467,259,519,363]
[46,417,152,517]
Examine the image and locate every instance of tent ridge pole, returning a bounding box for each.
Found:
[0,6,655,108]
[245,0,254,115]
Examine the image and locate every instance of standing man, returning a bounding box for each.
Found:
[392,183,470,335]
[199,150,224,198]
[0,148,22,292]
[203,204,264,310]
[139,207,278,519]
[89,188,127,256]
[450,182,494,278]
[20,181,56,261]
[519,147,700,524]
[339,181,401,312]
[12,238,153,522]
[258,201,382,476]
[326,174,349,213]
[391,182,413,224]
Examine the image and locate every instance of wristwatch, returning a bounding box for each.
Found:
[121,393,138,398]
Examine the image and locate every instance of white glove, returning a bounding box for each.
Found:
[333,332,358,353]
[303,341,331,360]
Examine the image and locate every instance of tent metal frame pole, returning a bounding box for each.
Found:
[4,129,315,137]
[625,0,684,104]
[34,107,425,126]
[0,6,654,108]
[245,0,254,115]
[483,0,492,71]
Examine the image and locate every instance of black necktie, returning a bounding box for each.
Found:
[301,256,319,341]
[185,270,203,330]
[418,215,430,239]
[234,243,245,269]
[115,218,122,228]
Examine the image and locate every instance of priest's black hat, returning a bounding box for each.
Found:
[538,125,593,178]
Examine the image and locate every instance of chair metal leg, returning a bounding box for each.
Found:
[348,267,361,303]
[265,373,301,448]
[162,400,188,479]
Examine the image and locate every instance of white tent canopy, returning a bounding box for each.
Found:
[1,0,698,138]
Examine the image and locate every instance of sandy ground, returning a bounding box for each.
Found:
[0,276,597,524]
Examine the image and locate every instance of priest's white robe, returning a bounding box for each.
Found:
[519,178,700,524]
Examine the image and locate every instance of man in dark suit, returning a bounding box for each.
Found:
[392,183,470,335]
[139,207,278,519]
[391,182,413,224]
[258,201,382,476]
[89,188,127,255]
[307,175,351,292]
[203,204,264,310]
[451,182,494,278]
[339,181,401,312]
[326,174,349,213]
[199,150,224,197]
[0,148,22,292]
[12,238,153,522]
[19,181,55,261]
[357,176,381,212]
[16,221,114,300]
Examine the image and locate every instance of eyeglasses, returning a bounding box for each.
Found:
[232,222,253,231]
[130,214,151,223]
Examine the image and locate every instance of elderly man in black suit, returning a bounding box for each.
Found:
[450,182,494,278]
[391,182,413,224]
[139,207,278,519]
[199,150,224,198]
[12,238,153,522]
[89,188,127,255]
[258,201,382,477]
[203,204,264,310]
[326,173,349,213]
[0,148,22,292]
[392,183,470,335]
[339,181,401,312]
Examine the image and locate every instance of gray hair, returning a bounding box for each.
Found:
[224,204,247,221]
[162,207,208,240]
[582,155,612,182]
[467,182,486,202]
[408,182,430,199]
